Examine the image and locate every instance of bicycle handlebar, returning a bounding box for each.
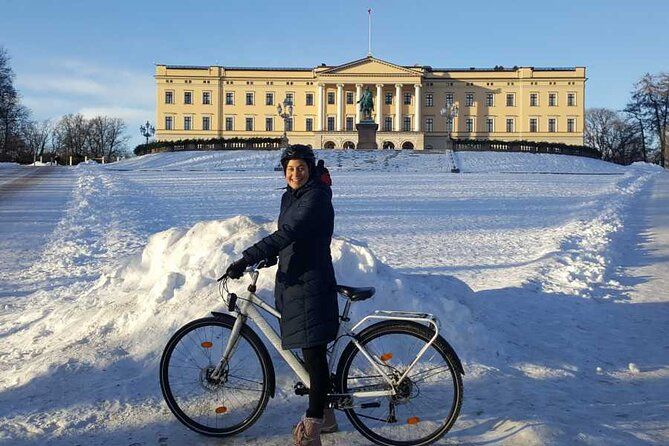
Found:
[216,259,268,282]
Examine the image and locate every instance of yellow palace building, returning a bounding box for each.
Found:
[155,56,585,150]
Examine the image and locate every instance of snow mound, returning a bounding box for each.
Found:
[92,216,491,364]
[1,216,491,395]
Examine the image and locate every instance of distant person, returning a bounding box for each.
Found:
[225,144,338,445]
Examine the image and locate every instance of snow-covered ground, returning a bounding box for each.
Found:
[0,150,667,445]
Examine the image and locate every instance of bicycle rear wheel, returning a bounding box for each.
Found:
[335,320,463,446]
[159,315,274,436]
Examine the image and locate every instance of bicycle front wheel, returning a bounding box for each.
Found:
[159,315,273,437]
[335,320,464,446]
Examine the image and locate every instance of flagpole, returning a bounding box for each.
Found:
[367,8,372,56]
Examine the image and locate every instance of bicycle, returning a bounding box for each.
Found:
[159,261,464,445]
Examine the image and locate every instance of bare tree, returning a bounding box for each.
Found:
[52,114,90,160]
[21,119,52,161]
[629,73,669,167]
[623,99,649,162]
[88,116,129,160]
[585,108,644,165]
[0,46,31,161]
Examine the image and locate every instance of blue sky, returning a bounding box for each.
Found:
[1,0,667,147]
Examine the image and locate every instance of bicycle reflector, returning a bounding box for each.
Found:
[215,406,228,414]
[380,353,393,362]
[408,417,420,425]
[201,341,213,348]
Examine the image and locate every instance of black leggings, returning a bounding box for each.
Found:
[302,344,329,419]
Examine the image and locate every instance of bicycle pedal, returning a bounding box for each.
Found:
[293,382,309,396]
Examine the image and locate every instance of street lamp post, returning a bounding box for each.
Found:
[140,121,155,145]
[439,103,459,150]
[277,96,294,148]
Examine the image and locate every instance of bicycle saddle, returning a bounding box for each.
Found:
[336,285,375,301]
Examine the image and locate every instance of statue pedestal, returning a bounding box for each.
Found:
[356,120,378,150]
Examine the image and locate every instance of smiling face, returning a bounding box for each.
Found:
[285,159,310,190]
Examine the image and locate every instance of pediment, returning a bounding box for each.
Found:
[320,56,422,77]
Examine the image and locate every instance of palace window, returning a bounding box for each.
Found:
[346,92,354,104]
[246,92,254,106]
[306,117,313,131]
[265,117,273,131]
[266,93,274,106]
[184,116,192,130]
[384,116,393,131]
[225,117,234,131]
[465,93,474,107]
[426,117,434,132]
[404,93,412,105]
[285,118,293,132]
[425,93,434,107]
[548,118,557,132]
[567,118,575,133]
[486,93,494,107]
[466,117,474,133]
[306,93,314,106]
[328,92,335,104]
[403,116,411,131]
[285,93,294,105]
[445,92,454,106]
[245,117,254,131]
[486,117,494,133]
[567,93,576,106]
[165,116,173,130]
[225,92,234,105]
[327,116,335,131]
[446,118,454,132]
[385,92,393,105]
[506,118,514,133]
[184,91,192,104]
[165,91,173,104]
[202,91,211,105]
[529,118,538,132]
[530,93,538,107]
[549,93,557,106]
[346,116,354,131]
[202,116,210,131]
[506,93,515,107]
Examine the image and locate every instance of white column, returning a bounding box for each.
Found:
[395,84,402,131]
[376,84,383,125]
[336,83,344,131]
[414,84,422,132]
[317,84,324,131]
[355,84,362,123]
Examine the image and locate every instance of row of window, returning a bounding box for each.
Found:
[422,117,577,133]
[166,90,578,109]
[165,115,577,133]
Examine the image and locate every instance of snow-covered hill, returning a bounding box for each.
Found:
[0,153,667,445]
[113,149,625,174]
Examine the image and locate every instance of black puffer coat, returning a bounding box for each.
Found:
[242,177,339,349]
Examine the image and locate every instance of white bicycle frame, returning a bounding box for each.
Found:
[213,267,441,400]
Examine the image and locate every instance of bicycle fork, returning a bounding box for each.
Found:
[210,313,247,381]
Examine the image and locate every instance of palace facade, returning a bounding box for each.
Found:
[155,56,586,149]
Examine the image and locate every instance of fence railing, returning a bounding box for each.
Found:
[135,138,283,156]
[451,139,601,159]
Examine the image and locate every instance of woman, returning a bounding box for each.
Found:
[225,145,339,446]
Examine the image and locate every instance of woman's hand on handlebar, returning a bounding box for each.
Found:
[224,258,248,280]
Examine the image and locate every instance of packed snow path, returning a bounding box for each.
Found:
[0,152,667,445]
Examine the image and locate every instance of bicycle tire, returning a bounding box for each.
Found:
[160,315,274,437]
[335,320,464,446]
